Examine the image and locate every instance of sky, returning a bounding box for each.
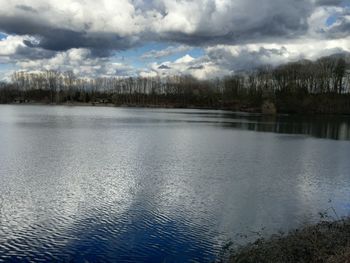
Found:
[0,0,349,80]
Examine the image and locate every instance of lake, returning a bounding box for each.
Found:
[0,105,349,262]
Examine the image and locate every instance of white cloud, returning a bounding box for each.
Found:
[16,48,135,78]
[0,35,25,57]
[145,35,350,79]
[205,36,350,67]
[0,0,144,36]
[141,45,192,59]
[139,70,158,78]
[146,54,230,79]
[0,0,346,49]
[0,0,348,79]
[174,54,195,64]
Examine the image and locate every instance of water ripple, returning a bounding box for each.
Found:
[0,106,350,262]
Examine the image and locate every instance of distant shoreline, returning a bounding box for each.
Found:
[1,101,261,113]
[2,55,350,115]
[2,102,350,117]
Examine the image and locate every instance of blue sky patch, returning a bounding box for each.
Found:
[326,15,337,26]
[0,32,8,40]
[113,42,205,69]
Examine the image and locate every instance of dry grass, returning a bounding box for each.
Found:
[228,219,350,263]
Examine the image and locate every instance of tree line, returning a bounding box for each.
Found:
[0,54,349,114]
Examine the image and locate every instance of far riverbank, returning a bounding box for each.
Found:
[3,99,350,116]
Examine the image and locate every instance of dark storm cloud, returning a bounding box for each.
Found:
[14,44,55,60]
[0,15,139,56]
[154,0,314,47]
[0,0,349,79]
[158,64,171,69]
[0,0,347,55]
[316,0,344,6]
[15,5,38,13]
[205,46,291,71]
[326,19,350,38]
[37,30,138,55]
[188,65,204,70]
[0,1,316,49]
[0,16,44,36]
[159,14,309,47]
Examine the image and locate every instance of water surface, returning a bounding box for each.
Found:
[0,105,350,262]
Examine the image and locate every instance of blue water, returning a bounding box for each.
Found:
[0,105,350,262]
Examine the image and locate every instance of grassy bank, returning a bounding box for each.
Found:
[228,218,350,263]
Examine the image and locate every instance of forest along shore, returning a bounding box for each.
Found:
[1,54,350,115]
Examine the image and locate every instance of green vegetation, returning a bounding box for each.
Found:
[1,54,350,114]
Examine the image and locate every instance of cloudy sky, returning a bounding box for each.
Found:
[0,0,349,80]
